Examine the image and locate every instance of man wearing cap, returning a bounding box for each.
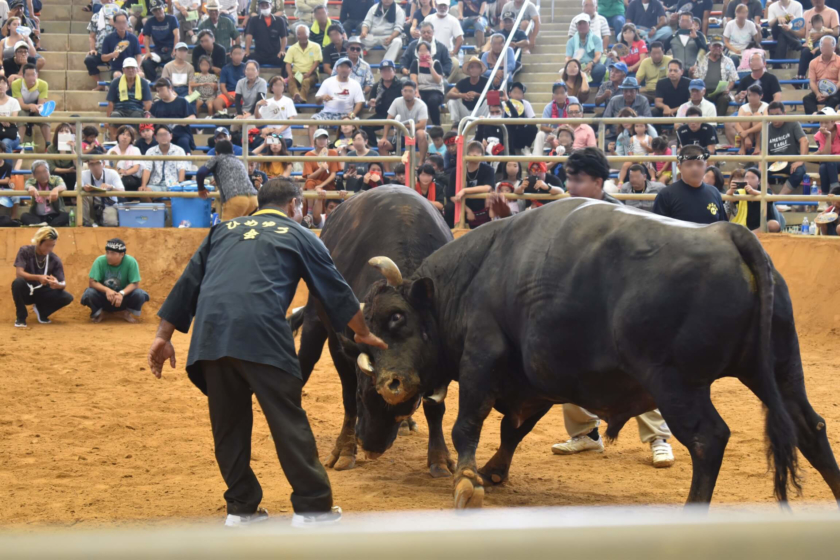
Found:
[365,59,403,140]
[198,1,240,51]
[661,12,707,72]
[401,22,454,80]
[487,10,529,53]
[565,17,606,84]
[360,0,406,62]
[11,64,50,146]
[653,58,691,118]
[625,0,670,42]
[285,23,323,103]
[531,82,580,155]
[601,76,651,139]
[594,60,627,107]
[208,127,244,155]
[501,0,540,49]
[569,1,610,47]
[653,144,727,224]
[141,0,180,79]
[636,42,671,102]
[694,35,738,119]
[197,139,257,219]
[804,35,840,115]
[322,26,347,75]
[3,41,38,83]
[459,0,489,49]
[80,156,125,227]
[82,239,150,324]
[676,79,717,123]
[446,55,489,122]
[334,36,374,95]
[380,80,429,163]
[214,45,246,114]
[310,58,365,145]
[424,0,464,58]
[310,4,345,48]
[88,12,143,91]
[245,0,288,67]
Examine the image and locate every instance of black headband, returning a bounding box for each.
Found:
[106,239,126,253]
[677,149,710,163]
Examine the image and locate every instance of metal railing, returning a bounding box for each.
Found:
[0,116,417,227]
[455,114,840,230]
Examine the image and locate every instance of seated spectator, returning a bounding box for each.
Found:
[735,83,767,154]
[804,35,840,115]
[636,42,670,102]
[234,60,268,120]
[253,134,293,178]
[652,144,726,224]
[141,0,180,79]
[501,0,540,50]
[365,59,403,140]
[0,76,21,161]
[295,0,325,25]
[304,129,340,201]
[424,0,463,67]
[448,140,493,227]
[340,0,374,35]
[796,10,836,82]
[620,164,665,212]
[661,12,707,73]
[335,36,374,95]
[393,162,407,185]
[286,24,323,103]
[482,33,518,83]
[415,162,445,210]
[401,22,453,82]
[1,16,43,73]
[45,123,77,192]
[310,57,365,145]
[81,238,150,323]
[672,0,711,35]
[12,64,49,147]
[4,41,37,83]
[248,161,268,190]
[446,56,488,122]
[81,126,105,156]
[356,161,386,190]
[191,56,219,116]
[568,1,610,47]
[459,0,489,49]
[85,0,122,80]
[426,153,449,190]
[496,160,523,191]
[568,102,596,149]
[816,186,840,235]
[653,58,690,117]
[722,0,762,27]
[487,11,529,54]
[244,0,287,67]
[214,45,246,114]
[594,60,627,106]
[309,192,346,228]
[207,127,243,155]
[12,226,73,328]
[379,80,429,163]
[360,0,406,61]
[565,18,606,84]
[428,125,446,156]
[171,0,201,44]
[676,105,718,153]
[86,12,142,91]
[408,0,434,40]
[612,24,648,75]
[410,40,446,125]
[310,4,344,49]
[192,30,226,76]
[736,52,782,105]
[648,136,672,184]
[768,0,804,63]
[725,167,782,232]
[322,25,347,75]
[197,139,260,219]
[532,81,580,155]
[135,123,157,155]
[602,76,651,139]
[625,0,670,43]
[443,129,458,170]
[197,1,240,51]
[767,102,810,197]
[81,156,124,227]
[331,119,358,151]
[23,160,68,226]
[723,4,761,67]
[256,76,297,145]
[474,101,507,151]
[106,58,152,140]
[161,42,195,97]
[815,107,840,195]
[676,79,716,121]
[151,78,196,154]
[703,165,725,193]
[617,120,654,183]
[517,161,564,207]
[693,35,738,123]
[343,130,380,189]
[597,0,625,38]
[139,124,188,191]
[107,125,143,191]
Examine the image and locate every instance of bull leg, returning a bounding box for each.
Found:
[323,334,359,471]
[298,308,328,385]
[786,394,840,502]
[479,405,552,486]
[399,417,419,436]
[423,398,454,478]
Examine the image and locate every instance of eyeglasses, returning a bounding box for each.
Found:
[568,110,583,115]
[348,46,361,52]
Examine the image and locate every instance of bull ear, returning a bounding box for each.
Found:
[408,277,435,310]
[337,333,361,358]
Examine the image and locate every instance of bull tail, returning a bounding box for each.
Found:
[287,306,306,337]
[730,226,801,503]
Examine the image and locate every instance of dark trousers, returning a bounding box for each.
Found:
[80,287,149,316]
[803,90,840,115]
[707,91,732,116]
[11,277,74,322]
[202,357,333,515]
[141,53,172,80]
[342,18,364,35]
[84,52,106,76]
[771,23,803,64]
[799,48,816,77]
[21,211,70,226]
[57,172,77,194]
[419,89,444,126]
[819,162,839,194]
[122,175,142,191]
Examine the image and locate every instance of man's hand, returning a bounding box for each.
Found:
[148,337,176,378]
[690,28,697,39]
[321,94,333,102]
[37,274,50,286]
[27,186,39,199]
[383,36,393,46]
[487,192,511,218]
[139,185,150,191]
[113,292,124,307]
[818,93,827,102]
[106,288,118,304]
[791,161,804,171]
[89,49,98,56]
[355,331,388,349]
[47,278,62,290]
[49,188,61,202]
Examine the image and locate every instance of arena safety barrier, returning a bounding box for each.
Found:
[0,116,417,227]
[456,114,840,231]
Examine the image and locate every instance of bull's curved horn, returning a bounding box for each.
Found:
[360,303,365,311]
[369,256,403,287]
[424,385,448,404]
[357,353,375,376]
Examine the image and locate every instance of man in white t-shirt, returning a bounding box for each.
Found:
[424,0,464,55]
[502,0,540,49]
[309,57,365,145]
[379,80,430,166]
[723,4,762,66]
[676,78,717,125]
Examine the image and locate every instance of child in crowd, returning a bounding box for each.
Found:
[428,126,446,156]
[135,123,158,155]
[331,119,359,152]
[82,125,104,155]
[649,136,673,185]
[735,83,767,155]
[617,122,653,183]
[161,43,195,97]
[808,14,824,51]
[443,130,459,171]
[253,134,292,178]
[248,161,268,190]
[393,163,406,185]
[190,56,219,116]
[491,181,520,218]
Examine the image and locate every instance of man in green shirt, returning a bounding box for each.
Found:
[198,1,240,50]
[81,239,150,323]
[597,0,626,38]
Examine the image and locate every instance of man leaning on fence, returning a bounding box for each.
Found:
[82,156,125,227]
[23,160,69,227]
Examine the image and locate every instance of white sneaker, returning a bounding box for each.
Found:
[291,506,342,528]
[224,507,269,527]
[32,305,51,324]
[551,435,604,455]
[651,438,675,468]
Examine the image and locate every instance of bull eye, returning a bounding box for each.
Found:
[388,312,405,330]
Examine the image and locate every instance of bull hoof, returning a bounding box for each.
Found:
[429,462,453,478]
[398,417,418,436]
[334,455,357,471]
[478,464,510,486]
[324,450,340,469]
[453,470,485,509]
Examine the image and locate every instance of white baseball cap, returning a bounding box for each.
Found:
[13,40,29,51]
[174,42,189,50]
[313,129,330,139]
[122,57,138,68]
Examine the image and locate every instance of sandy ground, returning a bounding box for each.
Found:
[1,231,839,527]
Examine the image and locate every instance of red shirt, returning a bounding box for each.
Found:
[622,40,648,67]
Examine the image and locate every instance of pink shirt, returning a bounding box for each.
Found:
[572,124,597,149]
[815,126,840,154]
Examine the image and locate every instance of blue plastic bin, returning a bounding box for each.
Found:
[116,203,166,228]
[169,183,214,228]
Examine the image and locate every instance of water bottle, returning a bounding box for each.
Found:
[210,212,219,226]
[801,217,810,234]
[809,221,817,236]
[179,220,192,228]
[68,208,75,227]
[810,179,819,196]
[458,49,464,67]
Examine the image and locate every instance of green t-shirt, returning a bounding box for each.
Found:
[89,254,141,291]
[598,0,625,17]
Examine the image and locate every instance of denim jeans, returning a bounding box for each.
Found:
[589,62,607,84]
[1,136,20,168]
[650,26,673,42]
[819,162,839,195]
[606,14,626,37]
[784,163,807,191]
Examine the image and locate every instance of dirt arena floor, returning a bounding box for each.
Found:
[1,229,839,527]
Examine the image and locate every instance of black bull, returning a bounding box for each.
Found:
[291,186,455,475]
[347,197,840,509]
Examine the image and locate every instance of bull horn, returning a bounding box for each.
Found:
[424,385,448,404]
[357,353,375,376]
[369,256,403,287]
[360,303,365,311]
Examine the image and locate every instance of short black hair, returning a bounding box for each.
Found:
[258,177,301,208]
[402,80,417,89]
[328,25,343,35]
[768,101,785,113]
[704,165,725,192]
[82,125,99,138]
[565,147,610,181]
[214,139,233,154]
[668,58,684,71]
[747,83,763,97]
[394,163,406,175]
[230,44,244,52]
[198,29,215,41]
[113,11,128,22]
[685,106,702,117]
[466,140,484,154]
[429,126,444,140]
[417,163,436,177]
[155,77,172,89]
[154,123,172,135]
[21,63,37,76]
[426,153,444,169]
[650,41,664,51]
[628,163,647,176]
[651,136,669,151]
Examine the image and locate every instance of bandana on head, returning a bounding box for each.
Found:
[106,239,126,253]
[444,135,458,146]
[677,149,710,163]
[529,162,547,174]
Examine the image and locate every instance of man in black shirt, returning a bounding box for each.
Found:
[653,144,727,223]
[447,140,494,227]
[3,42,37,82]
[339,0,374,35]
[149,179,387,528]
[735,52,782,104]
[244,0,288,68]
[653,59,691,117]
[321,26,346,74]
[399,21,453,78]
[676,106,718,153]
[446,56,489,123]
[192,30,227,75]
[363,59,403,142]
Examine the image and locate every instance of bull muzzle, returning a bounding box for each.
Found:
[375,371,421,405]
